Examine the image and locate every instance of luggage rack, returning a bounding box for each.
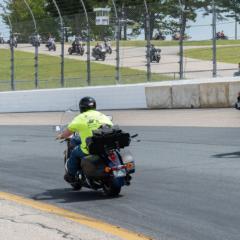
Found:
[87,126,131,155]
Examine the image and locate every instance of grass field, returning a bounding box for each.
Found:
[63,40,240,48]
[184,46,240,64]
[0,49,173,91]
[92,40,240,47]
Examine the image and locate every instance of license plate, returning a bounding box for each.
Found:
[113,169,126,178]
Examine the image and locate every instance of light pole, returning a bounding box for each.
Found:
[226,13,238,40]
[235,16,238,40]
[51,0,65,87]
[79,0,91,86]
[23,0,39,87]
[143,0,151,82]
[212,0,217,77]
[178,0,184,79]
[111,0,120,84]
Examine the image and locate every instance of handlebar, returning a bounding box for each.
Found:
[131,134,141,142]
[131,134,138,138]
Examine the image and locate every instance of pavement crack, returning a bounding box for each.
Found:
[0,216,83,240]
[33,222,82,240]
[0,216,19,224]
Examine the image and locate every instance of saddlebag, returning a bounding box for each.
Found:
[87,126,131,155]
[81,155,106,178]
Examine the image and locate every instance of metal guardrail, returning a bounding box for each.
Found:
[0,1,239,91]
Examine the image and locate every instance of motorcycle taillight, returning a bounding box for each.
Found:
[108,151,116,161]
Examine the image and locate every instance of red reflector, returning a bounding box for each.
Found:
[109,152,116,161]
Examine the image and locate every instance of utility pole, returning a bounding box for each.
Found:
[111,0,120,84]
[144,0,151,82]
[80,0,91,85]
[178,0,184,79]
[212,0,217,77]
[23,0,39,87]
[52,0,65,87]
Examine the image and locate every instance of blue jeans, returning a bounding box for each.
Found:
[66,136,86,177]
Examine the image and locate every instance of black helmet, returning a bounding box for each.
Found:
[79,96,96,113]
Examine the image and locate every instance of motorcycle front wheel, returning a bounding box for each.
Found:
[80,50,84,56]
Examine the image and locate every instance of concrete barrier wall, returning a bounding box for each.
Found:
[0,84,147,113]
[1,77,240,112]
[145,86,172,108]
[200,83,229,108]
[172,84,200,108]
[146,77,240,109]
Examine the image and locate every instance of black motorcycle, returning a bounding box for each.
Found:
[30,35,41,47]
[68,42,85,55]
[150,47,161,63]
[92,46,106,61]
[235,102,240,110]
[60,126,136,197]
[154,33,166,40]
[235,94,240,110]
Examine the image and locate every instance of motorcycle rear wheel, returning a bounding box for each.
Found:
[71,182,82,191]
[103,182,121,197]
[68,48,73,55]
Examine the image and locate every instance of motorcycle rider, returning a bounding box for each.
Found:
[72,35,81,51]
[56,96,113,183]
[150,44,157,61]
[93,42,102,56]
[47,35,55,48]
[235,92,240,110]
[95,42,102,50]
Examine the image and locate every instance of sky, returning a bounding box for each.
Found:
[0,2,239,41]
[0,0,10,40]
[186,9,239,41]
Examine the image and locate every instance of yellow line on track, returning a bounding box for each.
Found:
[0,191,153,240]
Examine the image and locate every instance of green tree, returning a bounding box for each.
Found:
[2,0,58,42]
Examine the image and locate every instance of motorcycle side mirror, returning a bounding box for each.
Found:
[55,125,62,133]
[107,115,113,121]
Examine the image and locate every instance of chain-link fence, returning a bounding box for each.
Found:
[0,1,240,91]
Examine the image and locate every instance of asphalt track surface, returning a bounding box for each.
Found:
[1,126,240,240]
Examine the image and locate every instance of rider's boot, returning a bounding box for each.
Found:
[64,173,76,184]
